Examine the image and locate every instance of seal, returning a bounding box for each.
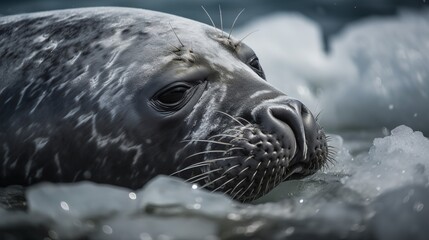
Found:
[0,7,330,202]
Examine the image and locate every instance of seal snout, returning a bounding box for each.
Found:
[254,99,308,163]
[254,99,329,178]
[200,99,329,202]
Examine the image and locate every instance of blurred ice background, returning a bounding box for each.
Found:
[1,0,429,239]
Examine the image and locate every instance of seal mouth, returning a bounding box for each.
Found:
[177,117,330,202]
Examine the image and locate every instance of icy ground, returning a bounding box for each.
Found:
[2,8,429,240]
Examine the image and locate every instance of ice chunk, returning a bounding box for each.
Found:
[137,176,236,218]
[27,181,138,219]
[328,125,429,199]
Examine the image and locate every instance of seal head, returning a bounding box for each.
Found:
[0,7,329,202]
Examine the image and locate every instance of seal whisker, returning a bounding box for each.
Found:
[184,150,226,160]
[182,139,233,146]
[255,169,267,197]
[265,167,275,193]
[167,42,181,52]
[201,156,240,165]
[229,137,250,143]
[174,156,239,175]
[253,179,265,201]
[238,166,250,176]
[237,30,259,46]
[249,188,256,202]
[232,186,245,199]
[223,188,232,196]
[228,8,245,39]
[315,111,323,121]
[208,133,240,140]
[236,116,252,126]
[219,5,224,37]
[223,164,241,174]
[170,162,212,176]
[169,165,205,176]
[250,169,258,182]
[215,110,244,126]
[237,181,254,200]
[168,22,184,48]
[225,147,245,154]
[230,177,246,197]
[284,166,303,180]
[242,156,253,164]
[186,167,222,183]
[274,166,282,185]
[189,175,211,184]
[201,6,219,33]
[200,175,227,189]
[211,176,237,192]
[223,128,242,135]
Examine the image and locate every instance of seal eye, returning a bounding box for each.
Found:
[157,86,189,105]
[248,56,266,79]
[152,83,195,113]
